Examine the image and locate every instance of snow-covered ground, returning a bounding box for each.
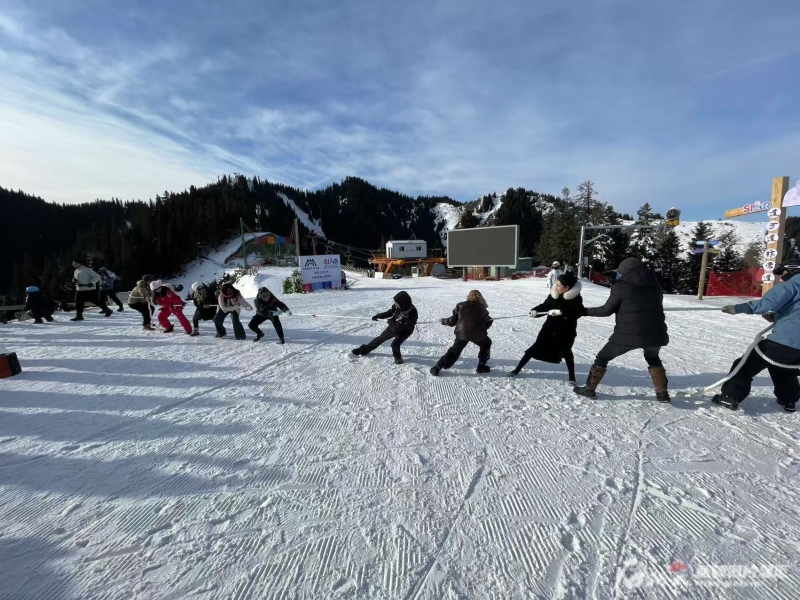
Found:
[1,275,799,598]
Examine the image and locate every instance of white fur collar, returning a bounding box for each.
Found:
[551,280,582,300]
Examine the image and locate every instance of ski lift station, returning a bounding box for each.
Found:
[385,240,428,259]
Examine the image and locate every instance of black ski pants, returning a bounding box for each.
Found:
[593,342,662,369]
[214,309,246,339]
[193,306,217,328]
[249,314,285,341]
[129,303,151,325]
[515,347,576,381]
[721,340,800,404]
[75,288,109,318]
[359,327,411,358]
[100,289,123,310]
[436,338,492,370]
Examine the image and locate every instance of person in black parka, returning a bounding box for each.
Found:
[352,291,418,364]
[574,257,670,401]
[24,286,56,323]
[509,271,584,382]
[189,282,218,336]
[431,290,493,375]
[249,287,291,343]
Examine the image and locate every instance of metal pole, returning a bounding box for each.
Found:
[294,218,300,265]
[696,240,710,300]
[577,226,586,279]
[240,218,248,269]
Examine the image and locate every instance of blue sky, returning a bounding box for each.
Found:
[1,0,798,219]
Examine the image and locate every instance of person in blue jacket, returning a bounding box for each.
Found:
[716,264,800,413]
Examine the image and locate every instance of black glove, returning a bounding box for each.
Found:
[372,315,379,321]
[440,318,449,325]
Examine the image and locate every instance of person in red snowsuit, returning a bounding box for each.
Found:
[151,280,192,334]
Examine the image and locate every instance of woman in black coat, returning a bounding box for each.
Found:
[509,271,583,382]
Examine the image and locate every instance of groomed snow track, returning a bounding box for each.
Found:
[1,276,799,598]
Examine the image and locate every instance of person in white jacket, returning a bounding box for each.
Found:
[546,261,564,288]
[213,282,253,339]
[71,259,112,321]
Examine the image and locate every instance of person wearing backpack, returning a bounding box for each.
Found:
[189,282,218,336]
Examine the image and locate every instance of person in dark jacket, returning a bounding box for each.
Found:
[249,287,291,343]
[574,257,670,401]
[24,286,56,323]
[352,291,418,364]
[189,282,218,336]
[509,272,584,382]
[431,290,493,376]
[98,267,124,312]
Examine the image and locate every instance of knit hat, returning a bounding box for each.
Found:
[616,257,643,276]
[26,286,39,293]
[149,279,164,291]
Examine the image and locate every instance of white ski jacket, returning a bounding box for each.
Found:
[74,266,101,290]
[547,268,564,288]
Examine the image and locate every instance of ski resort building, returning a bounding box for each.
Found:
[385,240,427,259]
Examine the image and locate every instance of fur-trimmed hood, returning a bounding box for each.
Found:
[550,279,582,301]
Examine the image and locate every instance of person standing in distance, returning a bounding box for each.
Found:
[547,261,564,288]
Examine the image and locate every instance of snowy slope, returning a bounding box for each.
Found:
[1,278,798,598]
[277,192,326,238]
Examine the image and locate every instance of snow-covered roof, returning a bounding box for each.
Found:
[387,240,427,245]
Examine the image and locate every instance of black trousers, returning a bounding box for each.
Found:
[514,347,576,380]
[721,340,800,404]
[214,309,246,339]
[249,314,285,341]
[193,306,217,328]
[75,289,109,318]
[129,303,151,325]
[28,309,54,323]
[359,327,411,358]
[594,342,662,369]
[100,289,123,310]
[436,338,492,369]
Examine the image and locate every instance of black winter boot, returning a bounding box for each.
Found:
[476,364,491,374]
[430,366,440,376]
[712,394,740,410]
[784,401,796,413]
[33,319,44,324]
[45,316,54,322]
[394,356,404,365]
[70,317,84,322]
[351,347,364,356]
[163,325,174,333]
[254,332,264,342]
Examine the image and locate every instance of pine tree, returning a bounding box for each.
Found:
[626,204,660,268]
[743,240,763,268]
[654,229,687,293]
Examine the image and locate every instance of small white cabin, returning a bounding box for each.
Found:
[386,240,427,259]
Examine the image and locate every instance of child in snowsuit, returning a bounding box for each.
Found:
[24,286,56,323]
[509,271,584,383]
[128,280,155,330]
[546,261,564,289]
[715,264,800,413]
[352,291,418,364]
[98,267,124,312]
[189,282,218,336]
[151,280,192,334]
[214,283,253,339]
[249,287,291,344]
[430,290,493,376]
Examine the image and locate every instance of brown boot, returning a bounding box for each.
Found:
[573,366,607,399]
[648,366,670,403]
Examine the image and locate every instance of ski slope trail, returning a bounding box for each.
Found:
[1,276,799,598]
